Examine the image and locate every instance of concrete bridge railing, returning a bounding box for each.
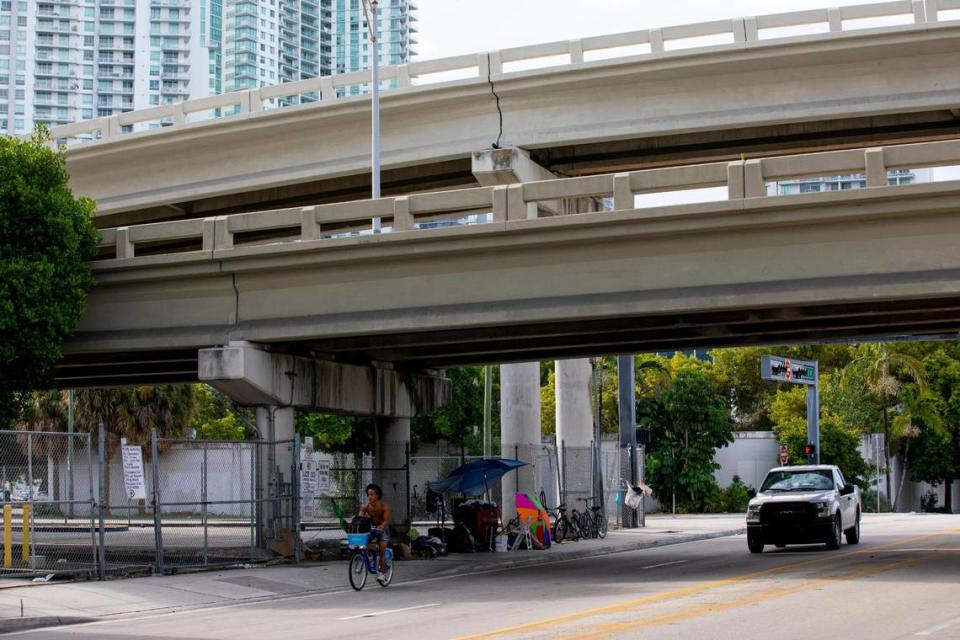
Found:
[94,138,960,261]
[48,0,960,147]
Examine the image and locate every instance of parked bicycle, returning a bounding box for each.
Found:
[548,502,584,542]
[346,527,393,590]
[577,497,607,539]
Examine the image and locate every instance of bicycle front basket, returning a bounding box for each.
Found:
[346,532,371,548]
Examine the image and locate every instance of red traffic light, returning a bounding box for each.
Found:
[804,443,816,456]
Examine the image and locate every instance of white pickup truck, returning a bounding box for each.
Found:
[746,464,861,553]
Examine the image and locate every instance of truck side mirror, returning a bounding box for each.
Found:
[747,489,757,499]
[841,483,855,496]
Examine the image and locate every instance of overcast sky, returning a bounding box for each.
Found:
[413,0,887,59]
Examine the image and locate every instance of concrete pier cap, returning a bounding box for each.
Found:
[198,341,451,417]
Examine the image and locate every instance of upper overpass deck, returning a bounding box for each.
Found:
[52,0,960,228]
[58,137,960,385]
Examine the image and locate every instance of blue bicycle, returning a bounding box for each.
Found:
[347,530,394,590]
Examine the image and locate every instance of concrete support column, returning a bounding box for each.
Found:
[376,418,410,526]
[255,406,295,544]
[556,358,594,505]
[500,362,541,522]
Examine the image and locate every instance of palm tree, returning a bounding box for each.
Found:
[891,385,942,511]
[19,386,196,506]
[842,344,927,507]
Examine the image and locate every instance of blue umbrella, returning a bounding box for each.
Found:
[428,458,527,497]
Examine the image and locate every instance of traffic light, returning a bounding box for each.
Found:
[636,428,651,445]
[804,443,816,458]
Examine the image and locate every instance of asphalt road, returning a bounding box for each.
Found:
[7,515,959,640]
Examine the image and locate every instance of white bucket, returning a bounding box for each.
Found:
[495,534,508,552]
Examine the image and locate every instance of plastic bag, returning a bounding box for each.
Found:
[624,484,644,510]
[621,478,651,510]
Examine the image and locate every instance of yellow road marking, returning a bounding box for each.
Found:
[558,556,929,640]
[453,529,959,640]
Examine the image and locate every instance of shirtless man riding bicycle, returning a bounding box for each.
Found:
[358,483,391,585]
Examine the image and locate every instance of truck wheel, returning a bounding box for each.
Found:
[845,510,861,545]
[747,533,765,554]
[826,514,842,550]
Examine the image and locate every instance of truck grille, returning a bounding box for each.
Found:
[760,502,815,524]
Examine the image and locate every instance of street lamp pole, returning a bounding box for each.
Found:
[361,0,381,233]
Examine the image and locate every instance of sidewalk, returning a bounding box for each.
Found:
[0,514,745,634]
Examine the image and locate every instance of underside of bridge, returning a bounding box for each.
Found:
[92,108,960,229]
[54,295,960,387]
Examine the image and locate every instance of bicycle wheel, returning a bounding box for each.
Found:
[348,551,367,591]
[553,515,568,543]
[579,511,596,538]
[594,511,607,539]
[568,513,582,540]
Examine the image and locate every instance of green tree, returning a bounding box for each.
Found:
[646,368,733,512]
[540,367,557,436]
[0,130,98,427]
[842,344,927,505]
[891,384,942,510]
[412,366,488,452]
[769,383,870,486]
[711,345,856,430]
[910,350,960,512]
[296,412,356,451]
[188,384,250,441]
[19,385,196,504]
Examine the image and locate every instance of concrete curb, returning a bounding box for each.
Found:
[0,527,745,632]
[0,617,94,635]
[425,527,747,577]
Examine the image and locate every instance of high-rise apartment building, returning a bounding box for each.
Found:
[0,0,416,135]
[331,0,416,94]
[0,0,219,134]
[770,168,933,195]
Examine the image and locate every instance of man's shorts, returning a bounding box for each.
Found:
[369,527,390,544]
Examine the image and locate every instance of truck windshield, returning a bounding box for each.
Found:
[761,470,834,492]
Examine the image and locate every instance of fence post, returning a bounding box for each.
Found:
[2,505,10,569]
[68,391,74,520]
[202,441,208,567]
[151,429,164,574]
[25,433,32,566]
[404,442,411,526]
[292,438,301,563]
[638,444,646,528]
[250,443,257,555]
[86,433,97,575]
[514,444,520,493]
[97,423,106,579]
[590,440,597,505]
[21,504,30,564]
[561,440,567,508]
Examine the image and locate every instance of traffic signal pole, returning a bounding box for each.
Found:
[806,376,820,464]
[761,356,820,465]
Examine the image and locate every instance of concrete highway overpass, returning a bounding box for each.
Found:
[52,0,960,228]
[58,139,960,386]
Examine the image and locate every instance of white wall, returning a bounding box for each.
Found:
[714,431,780,491]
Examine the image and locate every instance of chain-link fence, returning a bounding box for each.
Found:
[152,436,267,571]
[0,431,98,578]
[0,429,301,580]
[2,427,647,580]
